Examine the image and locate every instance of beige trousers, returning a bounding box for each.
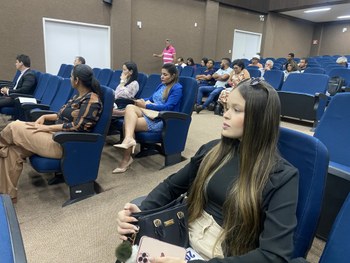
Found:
[0,121,62,198]
[188,211,224,260]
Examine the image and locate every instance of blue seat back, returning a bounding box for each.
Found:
[304,67,325,74]
[180,66,194,78]
[178,76,198,115]
[247,68,261,78]
[93,85,114,136]
[97,68,113,86]
[263,70,284,90]
[135,72,148,97]
[39,75,62,105]
[92,68,101,79]
[319,193,350,263]
[194,67,206,76]
[49,78,74,112]
[57,64,67,77]
[328,68,350,86]
[278,127,329,258]
[314,93,350,167]
[139,74,161,99]
[281,73,329,95]
[108,70,122,90]
[61,64,73,78]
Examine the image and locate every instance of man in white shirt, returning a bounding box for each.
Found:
[195,58,233,113]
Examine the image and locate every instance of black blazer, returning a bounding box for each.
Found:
[9,69,37,95]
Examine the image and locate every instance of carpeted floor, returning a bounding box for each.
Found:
[1,111,324,263]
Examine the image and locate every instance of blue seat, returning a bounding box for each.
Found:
[29,85,114,206]
[325,65,344,75]
[60,64,74,78]
[96,68,113,86]
[319,193,350,263]
[247,68,261,78]
[92,67,101,78]
[136,72,148,96]
[108,70,122,90]
[328,68,350,87]
[263,70,284,90]
[135,76,198,167]
[26,78,73,121]
[278,73,329,128]
[20,74,62,121]
[57,64,67,77]
[180,66,194,78]
[303,67,325,74]
[278,127,328,258]
[0,194,27,263]
[313,93,350,240]
[194,66,206,77]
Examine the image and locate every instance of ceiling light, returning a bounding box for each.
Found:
[338,15,350,19]
[304,8,331,13]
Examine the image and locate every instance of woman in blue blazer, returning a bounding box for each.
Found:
[113,63,182,173]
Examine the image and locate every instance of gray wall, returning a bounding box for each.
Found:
[0,0,350,79]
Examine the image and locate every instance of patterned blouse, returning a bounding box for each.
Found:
[55,92,103,132]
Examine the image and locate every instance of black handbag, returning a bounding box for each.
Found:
[131,195,189,248]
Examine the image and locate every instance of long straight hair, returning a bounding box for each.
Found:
[124,61,138,86]
[162,63,178,101]
[187,79,281,256]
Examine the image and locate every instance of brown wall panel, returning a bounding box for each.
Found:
[0,0,110,79]
[216,5,265,61]
[129,0,206,74]
[317,22,350,55]
[261,13,314,58]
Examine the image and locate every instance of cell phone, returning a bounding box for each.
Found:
[136,236,187,263]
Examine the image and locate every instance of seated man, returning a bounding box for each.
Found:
[73,56,86,66]
[175,57,187,68]
[260,59,274,76]
[195,58,232,113]
[195,59,216,87]
[0,54,37,112]
[298,57,308,73]
[248,55,263,68]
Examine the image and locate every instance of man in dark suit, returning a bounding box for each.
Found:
[0,54,37,109]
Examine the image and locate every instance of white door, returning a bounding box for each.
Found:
[43,18,111,74]
[232,30,262,61]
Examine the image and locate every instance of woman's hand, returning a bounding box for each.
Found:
[25,122,52,133]
[150,257,186,263]
[117,203,141,241]
[35,115,46,125]
[135,99,146,108]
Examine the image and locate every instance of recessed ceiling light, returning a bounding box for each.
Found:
[338,15,350,19]
[304,8,331,13]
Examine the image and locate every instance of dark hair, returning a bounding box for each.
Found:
[201,57,208,65]
[232,59,245,70]
[178,57,184,62]
[187,57,195,66]
[300,57,308,64]
[72,64,102,98]
[222,58,231,66]
[286,61,299,72]
[161,63,179,100]
[76,56,86,64]
[124,61,138,86]
[16,54,31,67]
[288,53,295,58]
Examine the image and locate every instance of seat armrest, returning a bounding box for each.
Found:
[9,93,35,99]
[30,109,56,121]
[158,111,189,121]
[115,98,135,109]
[22,103,49,111]
[342,87,350,92]
[53,132,101,144]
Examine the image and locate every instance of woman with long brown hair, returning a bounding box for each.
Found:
[117,78,299,262]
